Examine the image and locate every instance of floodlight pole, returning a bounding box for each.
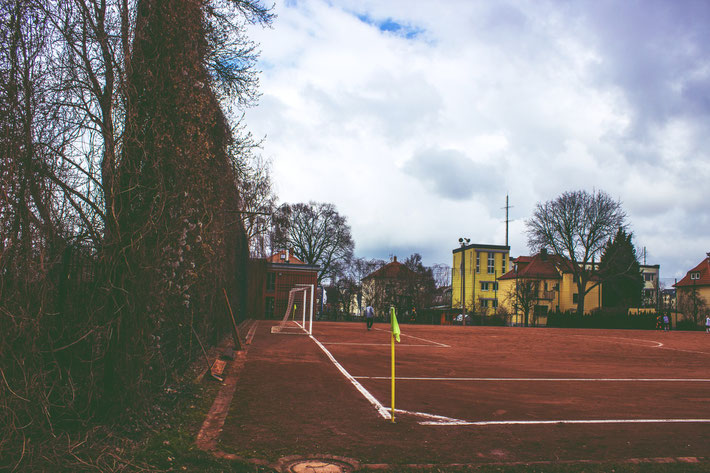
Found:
[459,238,470,326]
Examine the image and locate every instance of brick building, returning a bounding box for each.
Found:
[247,250,319,319]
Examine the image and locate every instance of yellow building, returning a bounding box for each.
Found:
[452,242,510,318]
[498,249,602,326]
[673,253,710,325]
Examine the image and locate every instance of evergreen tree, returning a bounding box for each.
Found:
[599,228,643,308]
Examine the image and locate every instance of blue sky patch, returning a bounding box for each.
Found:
[356,13,423,39]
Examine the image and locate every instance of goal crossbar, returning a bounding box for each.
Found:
[271,284,314,335]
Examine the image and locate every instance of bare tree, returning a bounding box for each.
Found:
[677,285,707,327]
[272,201,355,283]
[403,253,437,311]
[505,278,539,326]
[432,263,452,288]
[233,150,276,257]
[526,190,626,316]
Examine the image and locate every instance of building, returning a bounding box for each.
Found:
[451,243,510,318]
[247,249,319,319]
[498,249,603,325]
[673,253,710,325]
[361,256,424,321]
[640,264,661,308]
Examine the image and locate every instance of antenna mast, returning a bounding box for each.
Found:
[503,195,513,247]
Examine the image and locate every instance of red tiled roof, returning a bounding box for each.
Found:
[266,250,306,265]
[674,257,710,288]
[512,256,534,264]
[363,259,417,280]
[500,252,602,282]
[500,252,562,280]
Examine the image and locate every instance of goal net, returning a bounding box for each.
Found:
[271,284,314,335]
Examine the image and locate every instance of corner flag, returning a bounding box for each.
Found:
[390,307,400,342]
[390,306,400,423]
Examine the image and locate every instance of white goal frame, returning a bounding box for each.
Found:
[271,284,314,335]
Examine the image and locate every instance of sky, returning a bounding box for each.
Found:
[244,0,710,283]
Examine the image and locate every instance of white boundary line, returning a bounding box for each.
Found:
[305,327,710,426]
[571,334,710,356]
[309,334,392,420]
[373,327,451,347]
[420,418,710,426]
[322,342,444,347]
[353,376,710,382]
[659,346,710,356]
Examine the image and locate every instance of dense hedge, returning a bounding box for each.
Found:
[546,308,688,330]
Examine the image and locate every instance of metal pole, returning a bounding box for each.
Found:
[461,249,466,326]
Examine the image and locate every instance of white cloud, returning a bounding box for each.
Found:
[244,0,710,277]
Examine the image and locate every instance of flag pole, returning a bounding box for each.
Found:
[390,306,400,423]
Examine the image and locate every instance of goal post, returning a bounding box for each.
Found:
[271,284,314,335]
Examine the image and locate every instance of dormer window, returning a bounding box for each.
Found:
[690,272,701,280]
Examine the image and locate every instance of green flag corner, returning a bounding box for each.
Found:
[390,307,400,342]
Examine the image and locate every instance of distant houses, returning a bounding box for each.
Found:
[498,249,603,325]
[673,253,710,326]
[247,249,319,320]
[451,243,510,320]
[361,256,425,322]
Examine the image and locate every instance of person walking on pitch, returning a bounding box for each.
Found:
[365,304,375,330]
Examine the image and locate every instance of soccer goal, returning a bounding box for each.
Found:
[271,284,314,335]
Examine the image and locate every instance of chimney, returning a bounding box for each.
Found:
[393,255,397,263]
[540,248,548,260]
[285,248,290,263]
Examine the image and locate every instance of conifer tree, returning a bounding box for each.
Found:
[599,228,643,308]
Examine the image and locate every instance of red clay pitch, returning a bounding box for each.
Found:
[220,322,710,466]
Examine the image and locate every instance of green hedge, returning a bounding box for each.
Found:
[546,308,663,330]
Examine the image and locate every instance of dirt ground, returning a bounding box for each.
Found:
[219,322,710,467]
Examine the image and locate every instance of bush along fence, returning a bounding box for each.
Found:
[546,308,702,330]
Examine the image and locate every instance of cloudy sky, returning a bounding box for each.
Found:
[244,0,710,282]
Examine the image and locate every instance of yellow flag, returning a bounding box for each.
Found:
[390,307,400,342]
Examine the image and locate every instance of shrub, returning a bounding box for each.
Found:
[676,318,701,331]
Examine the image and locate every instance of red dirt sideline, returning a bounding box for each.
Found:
[219,322,710,466]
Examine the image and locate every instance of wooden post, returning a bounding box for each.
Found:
[223,288,243,351]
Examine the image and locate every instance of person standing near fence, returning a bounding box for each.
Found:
[365,304,375,330]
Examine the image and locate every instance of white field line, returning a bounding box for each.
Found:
[420,418,710,426]
[308,334,392,420]
[373,327,451,347]
[572,334,710,356]
[353,376,710,382]
[245,321,258,345]
[305,326,710,426]
[322,342,444,347]
[658,346,710,356]
[570,335,664,348]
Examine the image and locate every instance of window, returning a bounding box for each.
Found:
[265,297,274,318]
[476,253,480,273]
[480,299,488,308]
[501,254,507,274]
[644,273,655,282]
[480,282,498,291]
[572,293,579,304]
[487,253,495,274]
[266,272,276,291]
[492,299,498,308]
[690,272,700,280]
